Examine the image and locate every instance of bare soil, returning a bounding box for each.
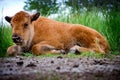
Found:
[0,55,120,80]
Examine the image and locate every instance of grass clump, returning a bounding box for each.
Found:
[0,24,13,57]
[105,11,120,52]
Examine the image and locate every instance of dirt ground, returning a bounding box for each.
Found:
[0,55,120,80]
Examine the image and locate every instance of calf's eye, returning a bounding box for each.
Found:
[24,23,28,28]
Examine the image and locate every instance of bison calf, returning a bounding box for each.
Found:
[5,11,110,56]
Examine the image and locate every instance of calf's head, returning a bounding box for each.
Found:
[5,11,40,46]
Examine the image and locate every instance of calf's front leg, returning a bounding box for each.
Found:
[31,43,65,55]
[7,45,22,56]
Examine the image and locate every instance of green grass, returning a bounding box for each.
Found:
[105,11,120,52]
[21,52,115,59]
[0,24,13,57]
[55,10,107,35]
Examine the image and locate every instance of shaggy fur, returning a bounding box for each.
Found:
[5,11,110,55]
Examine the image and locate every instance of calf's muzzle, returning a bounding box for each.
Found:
[12,34,23,44]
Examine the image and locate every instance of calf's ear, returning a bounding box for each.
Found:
[5,16,12,23]
[31,12,40,22]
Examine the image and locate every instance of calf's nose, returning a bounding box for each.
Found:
[12,34,22,43]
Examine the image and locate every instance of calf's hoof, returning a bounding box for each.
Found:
[7,46,21,56]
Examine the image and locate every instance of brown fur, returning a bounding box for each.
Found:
[5,11,110,56]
